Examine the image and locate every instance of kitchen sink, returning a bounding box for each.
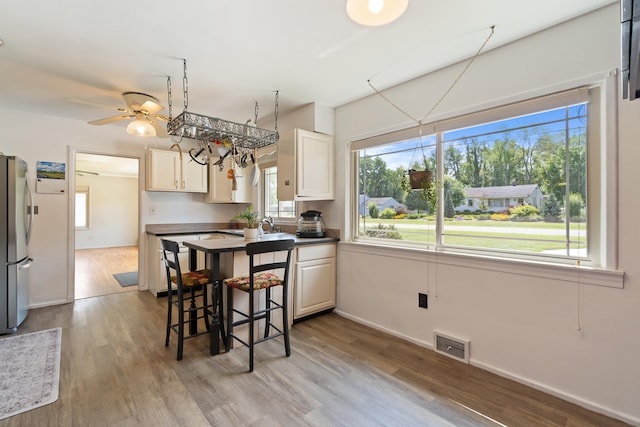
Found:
[260,232,290,238]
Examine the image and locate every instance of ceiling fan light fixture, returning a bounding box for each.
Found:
[346,0,408,26]
[126,119,156,137]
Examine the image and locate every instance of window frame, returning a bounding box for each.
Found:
[75,185,90,229]
[259,148,298,223]
[350,79,619,277]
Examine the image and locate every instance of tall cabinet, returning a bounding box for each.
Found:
[277,129,334,201]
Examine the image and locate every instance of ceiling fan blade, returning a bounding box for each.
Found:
[153,114,169,122]
[150,119,168,138]
[122,92,164,114]
[140,100,165,114]
[66,98,129,113]
[88,114,134,125]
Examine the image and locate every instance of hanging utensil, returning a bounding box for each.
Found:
[250,149,260,187]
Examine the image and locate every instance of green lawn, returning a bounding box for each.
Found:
[359,218,586,253]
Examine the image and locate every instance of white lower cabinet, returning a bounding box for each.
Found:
[294,244,336,319]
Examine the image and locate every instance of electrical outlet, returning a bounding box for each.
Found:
[418,293,428,309]
[149,206,156,215]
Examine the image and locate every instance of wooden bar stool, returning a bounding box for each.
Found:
[161,238,222,361]
[223,239,294,372]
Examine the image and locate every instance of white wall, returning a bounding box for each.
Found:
[334,4,640,424]
[75,173,138,249]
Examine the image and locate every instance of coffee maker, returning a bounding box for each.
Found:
[296,210,325,237]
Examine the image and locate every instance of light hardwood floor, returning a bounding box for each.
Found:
[0,291,628,427]
[75,246,138,299]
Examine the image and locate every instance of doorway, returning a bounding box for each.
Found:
[73,152,140,299]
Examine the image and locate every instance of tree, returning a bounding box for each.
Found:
[460,138,487,187]
[368,202,379,218]
[444,145,463,180]
[542,194,562,221]
[444,188,455,218]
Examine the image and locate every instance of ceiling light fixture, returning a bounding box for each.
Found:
[346,0,408,26]
[126,119,156,137]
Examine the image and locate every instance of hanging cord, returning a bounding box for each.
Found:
[368,25,495,126]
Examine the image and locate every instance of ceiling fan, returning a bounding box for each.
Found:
[76,92,169,138]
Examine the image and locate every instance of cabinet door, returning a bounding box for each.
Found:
[294,257,336,319]
[181,157,208,193]
[205,162,252,203]
[206,162,233,202]
[296,129,334,199]
[148,149,179,191]
[277,129,334,201]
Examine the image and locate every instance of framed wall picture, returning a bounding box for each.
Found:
[36,161,66,194]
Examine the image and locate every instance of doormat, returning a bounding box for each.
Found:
[0,328,62,420]
[113,271,138,287]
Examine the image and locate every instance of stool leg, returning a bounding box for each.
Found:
[209,282,220,356]
[225,285,233,352]
[177,290,184,361]
[249,286,255,372]
[264,287,271,339]
[189,289,198,336]
[165,289,172,347]
[203,284,211,332]
[217,281,227,346]
[283,283,291,357]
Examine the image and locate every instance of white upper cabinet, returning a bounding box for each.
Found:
[277,129,334,201]
[205,158,252,204]
[147,148,207,193]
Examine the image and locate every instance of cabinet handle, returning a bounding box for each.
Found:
[175,180,179,189]
[182,180,186,189]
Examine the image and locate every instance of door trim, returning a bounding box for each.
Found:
[67,146,145,302]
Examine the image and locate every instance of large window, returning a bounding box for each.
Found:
[352,86,611,267]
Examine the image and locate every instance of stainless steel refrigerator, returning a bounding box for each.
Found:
[1,155,34,334]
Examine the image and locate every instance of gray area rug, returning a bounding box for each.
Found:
[0,328,62,420]
[113,271,138,287]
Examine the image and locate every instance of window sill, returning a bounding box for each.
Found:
[340,241,624,289]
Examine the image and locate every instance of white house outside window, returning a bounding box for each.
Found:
[352,84,615,269]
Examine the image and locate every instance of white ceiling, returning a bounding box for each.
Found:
[76,153,138,178]
[1,0,616,133]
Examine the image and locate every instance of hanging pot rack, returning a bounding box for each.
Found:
[166,59,279,151]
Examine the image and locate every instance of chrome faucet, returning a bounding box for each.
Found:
[262,216,275,232]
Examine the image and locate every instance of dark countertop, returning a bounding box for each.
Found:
[146,223,339,245]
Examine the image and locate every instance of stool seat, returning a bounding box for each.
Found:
[171,269,211,287]
[224,272,283,291]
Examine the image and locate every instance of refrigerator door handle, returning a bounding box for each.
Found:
[25,171,34,245]
[18,258,34,270]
